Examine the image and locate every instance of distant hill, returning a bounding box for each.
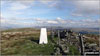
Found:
[70,28,99,34]
[1,26,99,34]
[1,28,40,32]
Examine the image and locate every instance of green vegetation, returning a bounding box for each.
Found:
[85,34,99,37]
[65,43,80,55]
[1,28,98,55]
[85,38,99,46]
[68,45,80,55]
[1,38,54,55]
[1,28,55,55]
[1,28,40,32]
[84,34,99,46]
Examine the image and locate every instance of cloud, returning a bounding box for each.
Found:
[10,3,30,10]
[1,16,36,28]
[47,20,58,24]
[1,19,35,28]
[0,13,3,18]
[72,1,100,16]
[56,17,67,23]
[1,1,33,18]
[0,13,5,23]
[71,13,83,17]
[38,0,100,17]
[1,0,99,28]
[34,18,58,24]
[34,17,99,27]
[1,16,99,28]
[1,0,34,10]
[39,0,60,8]
[40,0,99,16]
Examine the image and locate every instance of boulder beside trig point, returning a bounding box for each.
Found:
[39,28,48,44]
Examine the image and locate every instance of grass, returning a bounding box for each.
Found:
[68,45,80,55]
[1,39,54,55]
[1,36,55,55]
[1,28,40,32]
[1,28,55,55]
[1,28,98,55]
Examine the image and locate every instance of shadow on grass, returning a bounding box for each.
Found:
[29,37,39,44]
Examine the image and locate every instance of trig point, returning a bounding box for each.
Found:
[39,28,48,44]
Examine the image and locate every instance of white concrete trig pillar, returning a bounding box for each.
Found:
[39,28,48,44]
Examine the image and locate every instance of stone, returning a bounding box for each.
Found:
[39,28,48,44]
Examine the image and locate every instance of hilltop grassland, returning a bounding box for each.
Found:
[1,28,54,55]
[1,28,99,55]
[84,34,99,46]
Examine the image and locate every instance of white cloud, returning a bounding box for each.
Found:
[18,1,34,5]
[6,0,34,11]
[34,18,58,24]
[1,0,99,28]
[72,1,100,16]
[1,19,5,23]
[1,17,99,28]
[39,0,100,16]
[34,17,99,27]
[0,13,5,23]
[1,19,35,28]
[1,1,35,17]
[1,16,36,28]
[47,20,58,24]
[10,2,30,10]
[56,17,62,20]
[71,13,83,17]
[0,13,3,18]
[56,17,67,23]
[39,0,58,8]
[39,0,52,4]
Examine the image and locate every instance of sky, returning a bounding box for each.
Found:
[1,0,100,28]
